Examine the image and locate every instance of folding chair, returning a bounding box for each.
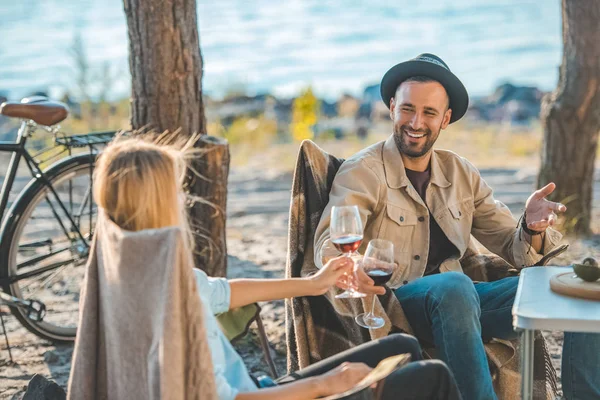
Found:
[288,139,564,399]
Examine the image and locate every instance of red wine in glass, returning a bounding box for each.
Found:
[332,235,363,254]
[355,239,395,329]
[367,269,393,286]
[330,205,366,299]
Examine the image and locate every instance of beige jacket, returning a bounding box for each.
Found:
[315,135,562,289]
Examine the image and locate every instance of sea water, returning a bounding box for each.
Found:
[0,0,561,101]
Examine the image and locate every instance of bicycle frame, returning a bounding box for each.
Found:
[0,120,91,283]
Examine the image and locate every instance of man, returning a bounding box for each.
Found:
[315,53,600,400]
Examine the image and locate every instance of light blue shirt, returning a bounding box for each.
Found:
[194,269,258,400]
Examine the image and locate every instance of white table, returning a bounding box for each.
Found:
[512,266,600,400]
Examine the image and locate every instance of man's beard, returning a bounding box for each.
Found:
[393,124,440,158]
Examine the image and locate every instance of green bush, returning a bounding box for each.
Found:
[222,115,277,147]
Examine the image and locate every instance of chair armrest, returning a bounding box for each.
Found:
[217,303,280,378]
[531,244,569,266]
[217,303,261,342]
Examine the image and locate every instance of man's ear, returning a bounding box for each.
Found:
[389,97,396,120]
[441,108,452,129]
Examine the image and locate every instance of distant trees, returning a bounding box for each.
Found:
[123,0,230,276]
[538,0,600,235]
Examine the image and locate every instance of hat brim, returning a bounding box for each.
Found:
[380,60,469,123]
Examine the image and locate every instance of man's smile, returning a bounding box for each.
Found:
[403,128,427,139]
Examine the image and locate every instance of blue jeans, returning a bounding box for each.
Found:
[394,272,600,400]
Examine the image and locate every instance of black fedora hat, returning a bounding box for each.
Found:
[380,53,468,123]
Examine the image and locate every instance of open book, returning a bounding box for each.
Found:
[319,353,411,400]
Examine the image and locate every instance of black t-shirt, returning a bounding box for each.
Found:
[405,168,458,275]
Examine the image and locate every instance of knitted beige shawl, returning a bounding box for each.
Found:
[68,213,217,400]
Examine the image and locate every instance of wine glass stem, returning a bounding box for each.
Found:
[367,294,376,318]
[345,252,354,291]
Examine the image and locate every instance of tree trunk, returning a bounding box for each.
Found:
[123,0,229,276]
[538,0,600,236]
[188,136,230,277]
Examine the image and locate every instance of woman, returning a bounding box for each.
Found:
[87,136,461,400]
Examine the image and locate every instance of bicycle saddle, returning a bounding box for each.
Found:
[0,96,69,126]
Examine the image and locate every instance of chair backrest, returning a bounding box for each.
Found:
[286,140,344,281]
[286,140,376,377]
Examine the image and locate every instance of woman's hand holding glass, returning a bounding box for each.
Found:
[321,239,386,296]
[309,256,355,296]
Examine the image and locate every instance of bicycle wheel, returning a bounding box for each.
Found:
[0,153,97,342]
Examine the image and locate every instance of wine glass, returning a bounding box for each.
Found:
[355,239,395,329]
[330,205,366,299]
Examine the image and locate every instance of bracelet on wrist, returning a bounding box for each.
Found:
[521,212,542,236]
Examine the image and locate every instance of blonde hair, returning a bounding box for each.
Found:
[94,134,191,232]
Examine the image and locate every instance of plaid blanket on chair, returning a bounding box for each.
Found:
[285,140,559,400]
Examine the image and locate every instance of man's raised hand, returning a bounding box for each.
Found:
[524,182,567,232]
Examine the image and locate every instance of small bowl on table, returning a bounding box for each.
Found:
[573,257,600,282]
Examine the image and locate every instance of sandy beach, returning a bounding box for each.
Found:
[1,165,599,399]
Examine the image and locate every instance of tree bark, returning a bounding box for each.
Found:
[187,136,230,277]
[123,0,206,134]
[124,0,229,275]
[538,0,600,236]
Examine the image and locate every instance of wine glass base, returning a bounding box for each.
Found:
[335,290,367,299]
[355,313,385,329]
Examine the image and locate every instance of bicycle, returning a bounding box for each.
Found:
[0,96,116,347]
